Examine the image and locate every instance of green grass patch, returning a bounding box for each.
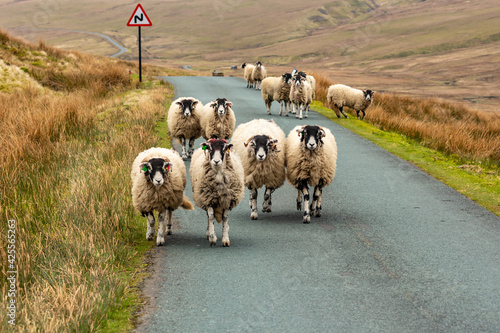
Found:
[311,101,500,217]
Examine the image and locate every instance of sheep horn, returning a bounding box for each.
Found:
[243,136,255,147]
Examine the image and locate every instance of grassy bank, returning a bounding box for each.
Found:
[0,29,178,332]
[310,101,500,217]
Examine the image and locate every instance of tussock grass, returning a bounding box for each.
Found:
[0,28,170,331]
[313,72,500,167]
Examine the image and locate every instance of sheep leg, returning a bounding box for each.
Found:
[146,212,155,241]
[266,100,272,115]
[292,103,297,115]
[302,184,311,224]
[157,209,167,246]
[188,138,196,157]
[357,110,366,120]
[296,188,302,211]
[166,209,173,235]
[262,187,274,213]
[207,207,217,246]
[285,101,290,117]
[221,209,230,247]
[339,106,349,119]
[279,101,283,116]
[179,136,188,160]
[305,103,310,118]
[298,104,303,120]
[250,188,258,220]
[311,186,323,217]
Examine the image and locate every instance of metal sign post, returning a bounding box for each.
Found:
[127,4,152,83]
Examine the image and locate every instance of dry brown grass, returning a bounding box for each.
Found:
[0,29,169,331]
[314,72,500,166]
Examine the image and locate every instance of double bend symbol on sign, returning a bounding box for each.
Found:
[127,4,152,26]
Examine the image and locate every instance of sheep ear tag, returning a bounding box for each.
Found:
[141,165,148,172]
[202,144,208,151]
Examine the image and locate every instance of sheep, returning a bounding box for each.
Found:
[167,97,203,160]
[261,73,293,116]
[131,147,194,246]
[326,84,375,120]
[251,61,267,90]
[297,71,316,99]
[286,125,337,224]
[231,119,286,220]
[200,98,236,140]
[289,74,313,120]
[241,62,255,88]
[190,139,245,247]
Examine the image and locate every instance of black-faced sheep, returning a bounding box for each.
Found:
[252,61,267,90]
[131,147,194,246]
[326,84,375,120]
[190,139,245,247]
[167,97,203,160]
[286,125,337,224]
[200,98,236,140]
[297,71,316,99]
[231,119,286,220]
[261,73,293,116]
[290,74,313,120]
[241,63,255,88]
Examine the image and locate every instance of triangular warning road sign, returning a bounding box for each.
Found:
[127,4,152,26]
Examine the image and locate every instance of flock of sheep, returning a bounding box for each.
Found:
[242,62,375,121]
[130,63,374,247]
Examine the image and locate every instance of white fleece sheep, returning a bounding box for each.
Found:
[252,61,267,90]
[199,98,236,140]
[231,119,286,220]
[242,63,255,88]
[326,84,375,120]
[296,71,316,99]
[167,97,203,160]
[261,73,293,116]
[290,75,313,120]
[190,139,245,247]
[131,147,194,246]
[286,125,337,223]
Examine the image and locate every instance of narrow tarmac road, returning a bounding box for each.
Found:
[134,76,500,333]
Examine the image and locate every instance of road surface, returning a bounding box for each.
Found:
[134,76,500,333]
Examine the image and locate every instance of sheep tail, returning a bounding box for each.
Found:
[181,195,194,210]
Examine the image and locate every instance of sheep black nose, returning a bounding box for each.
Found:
[258,154,265,159]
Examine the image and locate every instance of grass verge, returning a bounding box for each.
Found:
[311,101,500,217]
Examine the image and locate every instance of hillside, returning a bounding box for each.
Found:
[1,0,499,112]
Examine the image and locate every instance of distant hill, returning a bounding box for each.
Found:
[1,0,499,111]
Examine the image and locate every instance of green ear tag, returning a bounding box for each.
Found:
[202,145,207,151]
[142,166,148,172]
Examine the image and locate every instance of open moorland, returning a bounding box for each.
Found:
[1,0,499,112]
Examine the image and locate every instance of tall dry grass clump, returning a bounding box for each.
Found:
[314,73,500,166]
[0,29,167,332]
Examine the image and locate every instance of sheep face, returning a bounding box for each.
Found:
[282,73,292,85]
[255,61,262,68]
[292,74,304,87]
[201,139,233,169]
[363,90,375,102]
[210,98,232,118]
[244,135,278,162]
[241,63,247,68]
[296,125,325,151]
[176,98,198,117]
[139,157,172,187]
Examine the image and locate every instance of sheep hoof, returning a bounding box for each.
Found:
[181,155,188,161]
[146,232,155,241]
[156,236,165,246]
[222,238,230,247]
[285,114,289,117]
[303,215,311,224]
[262,206,272,213]
[209,234,217,246]
[167,230,173,235]
[251,212,258,220]
[315,209,322,217]
[296,203,302,211]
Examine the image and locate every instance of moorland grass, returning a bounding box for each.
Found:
[0,29,170,332]
[311,73,499,216]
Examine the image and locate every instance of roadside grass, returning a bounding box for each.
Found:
[311,101,500,217]
[0,29,176,332]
